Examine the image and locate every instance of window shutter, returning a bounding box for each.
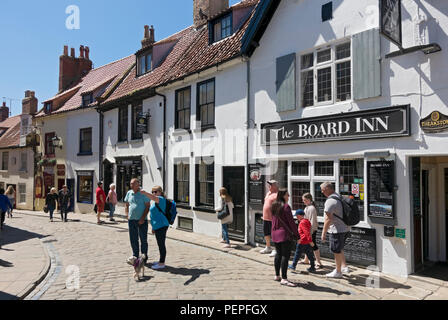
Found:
[353,28,381,100]
[276,53,296,112]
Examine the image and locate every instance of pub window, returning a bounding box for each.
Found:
[118,106,128,142]
[45,132,56,157]
[292,182,310,210]
[77,172,93,204]
[1,152,8,171]
[131,104,143,140]
[314,161,334,176]
[300,41,351,107]
[175,87,191,130]
[18,183,26,203]
[79,128,92,154]
[314,182,335,217]
[174,161,189,205]
[117,158,143,202]
[340,159,365,221]
[197,79,215,128]
[292,161,309,176]
[196,159,214,208]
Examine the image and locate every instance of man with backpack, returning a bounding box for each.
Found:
[320,182,352,279]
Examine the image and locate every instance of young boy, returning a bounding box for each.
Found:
[289,209,316,273]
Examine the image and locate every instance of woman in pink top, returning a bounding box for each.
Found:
[106,183,118,222]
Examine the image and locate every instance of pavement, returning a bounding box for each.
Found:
[0,209,447,300]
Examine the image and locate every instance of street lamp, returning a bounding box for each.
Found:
[52,135,63,149]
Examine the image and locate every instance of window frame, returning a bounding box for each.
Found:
[175,86,191,130]
[137,52,152,76]
[77,171,94,204]
[44,102,52,114]
[1,152,9,171]
[196,79,215,129]
[19,152,27,172]
[79,127,93,155]
[82,93,94,107]
[211,13,233,43]
[195,158,215,209]
[174,159,190,205]
[18,183,26,204]
[118,106,129,143]
[45,132,56,157]
[131,104,143,140]
[299,40,352,108]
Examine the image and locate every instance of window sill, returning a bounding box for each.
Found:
[193,206,216,214]
[172,129,192,137]
[176,203,192,210]
[192,126,216,134]
[129,139,144,144]
[116,140,129,146]
[77,152,93,157]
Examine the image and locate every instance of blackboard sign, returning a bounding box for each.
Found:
[316,224,377,267]
[249,164,265,204]
[368,160,395,220]
[254,213,266,244]
[380,0,402,47]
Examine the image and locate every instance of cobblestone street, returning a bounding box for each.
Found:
[1,210,448,300]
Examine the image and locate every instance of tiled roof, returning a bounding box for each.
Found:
[101,0,260,106]
[0,116,21,149]
[36,54,135,117]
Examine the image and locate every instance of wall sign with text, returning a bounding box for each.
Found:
[367,160,395,220]
[420,111,448,133]
[261,105,410,145]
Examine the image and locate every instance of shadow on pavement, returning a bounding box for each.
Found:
[297,281,352,296]
[346,274,412,289]
[0,259,13,267]
[152,265,210,285]
[0,291,18,300]
[415,262,448,282]
[231,244,253,251]
[0,225,49,246]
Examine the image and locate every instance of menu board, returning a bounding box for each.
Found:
[249,164,265,204]
[254,213,266,244]
[367,161,395,220]
[316,224,377,267]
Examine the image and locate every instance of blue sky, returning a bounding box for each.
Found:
[0,0,241,116]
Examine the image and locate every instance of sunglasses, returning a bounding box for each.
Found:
[152,191,159,194]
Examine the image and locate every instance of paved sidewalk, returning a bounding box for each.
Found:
[0,217,50,300]
[4,209,448,300]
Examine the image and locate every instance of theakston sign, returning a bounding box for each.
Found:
[261,105,410,145]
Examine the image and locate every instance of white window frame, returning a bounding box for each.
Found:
[20,152,27,172]
[299,39,352,108]
[18,183,26,204]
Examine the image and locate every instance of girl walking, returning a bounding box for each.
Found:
[46,188,59,222]
[271,189,299,287]
[5,186,15,218]
[216,187,234,248]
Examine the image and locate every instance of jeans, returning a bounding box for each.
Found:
[155,226,168,264]
[222,224,230,244]
[274,241,293,279]
[109,204,115,218]
[48,205,55,220]
[128,220,148,258]
[60,205,69,221]
[291,243,315,269]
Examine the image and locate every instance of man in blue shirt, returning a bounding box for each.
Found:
[125,179,150,263]
[0,188,13,230]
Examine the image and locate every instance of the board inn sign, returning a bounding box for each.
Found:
[261,105,410,145]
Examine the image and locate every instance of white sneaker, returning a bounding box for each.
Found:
[326,269,343,278]
[259,247,272,254]
[151,263,166,270]
[342,266,350,274]
[269,250,277,257]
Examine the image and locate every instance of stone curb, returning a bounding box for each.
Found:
[16,238,52,300]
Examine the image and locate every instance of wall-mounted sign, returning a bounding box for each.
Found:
[136,112,150,134]
[254,213,266,244]
[395,228,406,239]
[420,111,448,133]
[261,105,410,145]
[368,160,395,220]
[249,164,265,204]
[380,0,402,47]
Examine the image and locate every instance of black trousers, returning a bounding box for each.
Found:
[0,210,5,228]
[155,226,169,264]
[274,241,293,279]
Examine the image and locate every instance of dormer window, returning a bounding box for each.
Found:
[210,13,232,43]
[137,52,152,76]
[44,102,52,114]
[82,93,93,107]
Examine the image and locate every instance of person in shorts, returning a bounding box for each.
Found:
[260,180,278,257]
[320,182,350,278]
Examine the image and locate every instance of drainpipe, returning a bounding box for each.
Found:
[96,108,104,181]
[244,57,251,245]
[155,92,167,192]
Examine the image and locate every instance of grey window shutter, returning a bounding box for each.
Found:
[353,28,381,100]
[276,53,296,112]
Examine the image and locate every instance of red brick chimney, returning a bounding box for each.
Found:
[59,45,93,92]
[0,102,9,122]
[22,90,38,115]
[193,0,229,28]
[141,25,155,49]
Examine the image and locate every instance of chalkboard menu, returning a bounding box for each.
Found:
[249,164,265,204]
[316,224,377,267]
[380,0,402,47]
[367,161,395,220]
[254,213,266,244]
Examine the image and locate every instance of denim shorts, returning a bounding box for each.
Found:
[330,233,348,254]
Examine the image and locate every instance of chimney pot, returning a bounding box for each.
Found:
[63,45,69,56]
[194,0,229,28]
[22,90,38,115]
[144,25,150,39]
[80,45,85,58]
[150,25,155,43]
[71,48,75,57]
[85,47,90,60]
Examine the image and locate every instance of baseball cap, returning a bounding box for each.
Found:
[295,209,305,216]
[267,180,278,185]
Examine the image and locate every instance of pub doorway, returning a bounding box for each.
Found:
[223,167,245,240]
[412,156,448,278]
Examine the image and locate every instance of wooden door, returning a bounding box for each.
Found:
[223,167,245,240]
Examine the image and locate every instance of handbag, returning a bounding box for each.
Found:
[217,203,230,220]
[43,205,49,213]
[277,212,298,242]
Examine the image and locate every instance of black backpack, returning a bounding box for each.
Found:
[155,199,177,225]
[329,195,360,226]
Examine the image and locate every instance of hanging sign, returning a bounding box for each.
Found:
[380,0,402,47]
[420,111,448,133]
